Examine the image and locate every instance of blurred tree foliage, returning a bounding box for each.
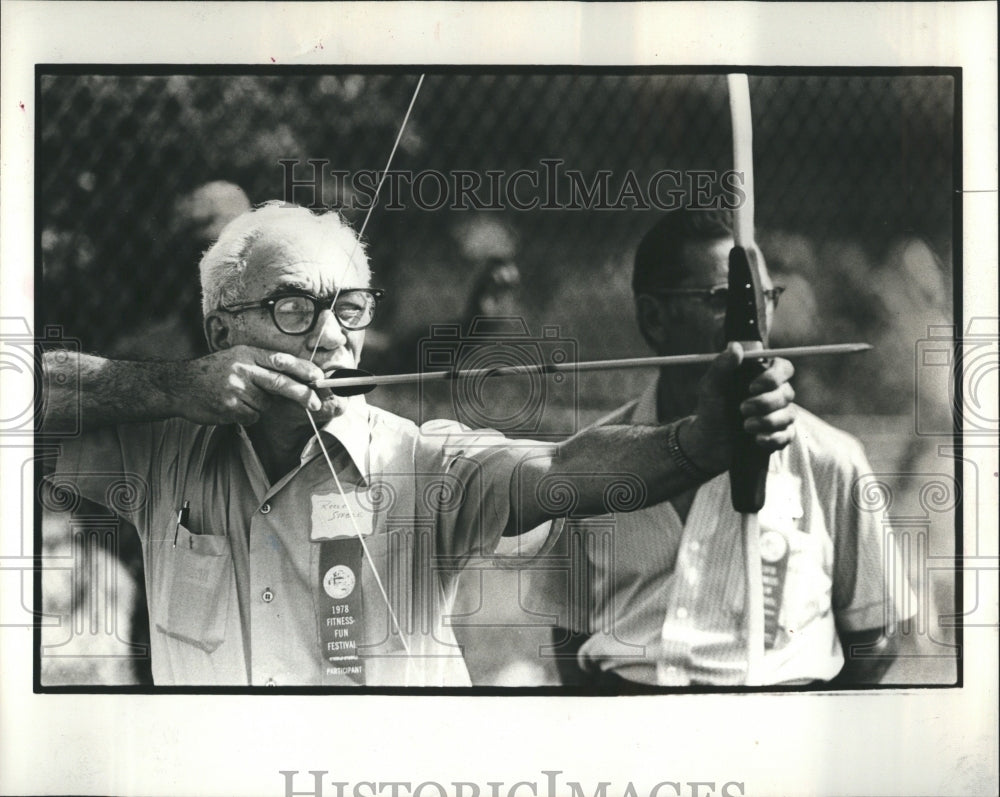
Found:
[40,72,954,414]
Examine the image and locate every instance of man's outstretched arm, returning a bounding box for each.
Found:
[41,346,327,433]
[511,344,796,531]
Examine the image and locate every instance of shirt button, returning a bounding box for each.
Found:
[260,503,271,514]
[262,588,274,603]
[264,678,277,687]
[689,540,700,553]
[676,607,689,620]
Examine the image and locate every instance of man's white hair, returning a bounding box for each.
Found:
[199,201,371,318]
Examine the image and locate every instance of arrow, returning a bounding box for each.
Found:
[312,343,872,395]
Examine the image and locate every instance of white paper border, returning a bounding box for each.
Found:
[2,3,997,796]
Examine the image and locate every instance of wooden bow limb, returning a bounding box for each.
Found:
[726,73,767,686]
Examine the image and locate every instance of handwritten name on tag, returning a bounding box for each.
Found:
[310,491,371,541]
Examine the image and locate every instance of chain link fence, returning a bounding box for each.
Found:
[37,71,957,685]
[40,72,954,412]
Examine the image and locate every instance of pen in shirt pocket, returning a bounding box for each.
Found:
[172,500,191,548]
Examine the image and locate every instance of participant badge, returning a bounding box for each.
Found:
[759,528,790,649]
[318,537,366,685]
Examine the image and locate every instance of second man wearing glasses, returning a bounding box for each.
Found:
[541,208,915,689]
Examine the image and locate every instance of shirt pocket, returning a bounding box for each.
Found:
[153,525,234,653]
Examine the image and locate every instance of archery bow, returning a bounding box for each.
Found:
[300,73,865,687]
[725,73,768,685]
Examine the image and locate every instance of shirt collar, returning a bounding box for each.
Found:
[200,395,371,480]
[301,394,371,478]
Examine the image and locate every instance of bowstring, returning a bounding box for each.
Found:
[309,73,425,364]
[305,74,426,660]
[305,410,410,656]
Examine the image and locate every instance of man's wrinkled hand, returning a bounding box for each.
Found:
[683,343,796,472]
[739,353,797,450]
[171,346,325,425]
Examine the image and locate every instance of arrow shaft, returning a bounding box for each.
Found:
[314,343,871,389]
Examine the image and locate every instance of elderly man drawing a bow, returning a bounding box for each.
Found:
[41,202,796,687]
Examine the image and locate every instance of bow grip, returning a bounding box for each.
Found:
[728,354,771,512]
[725,244,772,513]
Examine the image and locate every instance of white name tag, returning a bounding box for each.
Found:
[310,491,371,541]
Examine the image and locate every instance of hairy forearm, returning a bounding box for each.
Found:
[41,351,183,433]
[507,348,797,534]
[515,417,726,529]
[41,345,327,434]
[561,418,724,510]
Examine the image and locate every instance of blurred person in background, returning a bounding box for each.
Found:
[111,181,251,360]
[364,215,523,379]
[453,216,522,320]
[755,231,823,350]
[751,231,829,410]
[870,237,954,636]
[869,236,953,460]
[536,207,915,689]
[41,202,797,686]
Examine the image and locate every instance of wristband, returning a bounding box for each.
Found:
[667,418,715,483]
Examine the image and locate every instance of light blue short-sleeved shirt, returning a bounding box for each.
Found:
[54,398,556,686]
[559,382,916,686]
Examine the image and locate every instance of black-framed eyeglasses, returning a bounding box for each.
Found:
[219,288,385,334]
[643,284,785,312]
